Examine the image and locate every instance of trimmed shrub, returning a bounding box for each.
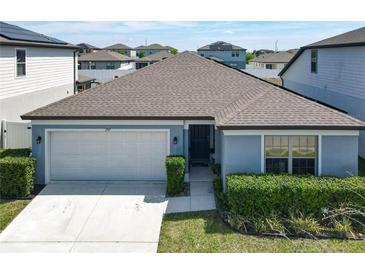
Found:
[165,155,185,195]
[0,148,30,158]
[211,164,221,176]
[226,174,365,219]
[0,156,36,198]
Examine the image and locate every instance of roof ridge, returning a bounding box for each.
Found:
[215,88,271,126]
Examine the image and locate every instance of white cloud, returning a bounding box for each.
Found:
[223,30,234,34]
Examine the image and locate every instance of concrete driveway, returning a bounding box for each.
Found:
[0,182,167,253]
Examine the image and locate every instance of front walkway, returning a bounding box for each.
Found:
[165,167,216,213]
[0,182,167,253]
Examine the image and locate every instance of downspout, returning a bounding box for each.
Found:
[73,50,77,94]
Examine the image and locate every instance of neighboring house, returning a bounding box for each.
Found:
[135,43,171,57]
[250,50,297,70]
[22,52,364,187]
[76,73,96,92]
[78,51,135,83]
[135,51,174,69]
[0,21,78,147]
[279,27,365,158]
[197,41,246,69]
[103,43,136,57]
[77,43,100,54]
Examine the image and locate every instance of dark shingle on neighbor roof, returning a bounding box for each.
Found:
[78,51,134,62]
[306,27,365,48]
[77,43,99,50]
[0,21,78,49]
[135,43,171,50]
[22,52,365,129]
[198,41,246,51]
[279,27,365,76]
[77,74,96,84]
[135,51,174,62]
[103,43,132,50]
[251,51,296,63]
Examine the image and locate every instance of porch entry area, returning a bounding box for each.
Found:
[189,124,215,167]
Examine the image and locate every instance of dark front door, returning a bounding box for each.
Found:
[190,125,210,165]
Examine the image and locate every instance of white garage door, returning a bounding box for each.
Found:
[49,130,169,182]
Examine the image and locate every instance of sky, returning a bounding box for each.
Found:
[11,21,365,52]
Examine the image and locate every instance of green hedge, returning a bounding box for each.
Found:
[165,155,185,195]
[226,174,365,219]
[0,149,35,198]
[0,148,30,158]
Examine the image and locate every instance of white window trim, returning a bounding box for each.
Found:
[14,48,27,79]
[223,130,359,136]
[183,120,215,129]
[44,128,170,184]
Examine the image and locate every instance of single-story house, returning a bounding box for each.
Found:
[250,50,298,70]
[135,50,174,69]
[103,43,136,57]
[76,73,97,92]
[22,52,365,188]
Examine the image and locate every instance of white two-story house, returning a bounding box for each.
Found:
[279,27,365,158]
[0,21,78,147]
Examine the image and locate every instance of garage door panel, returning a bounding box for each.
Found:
[49,131,168,182]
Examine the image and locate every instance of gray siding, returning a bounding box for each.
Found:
[197,49,246,69]
[79,61,123,70]
[136,49,169,57]
[31,124,184,184]
[221,135,261,188]
[322,135,358,177]
[282,46,365,157]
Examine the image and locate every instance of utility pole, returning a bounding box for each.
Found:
[275,40,278,52]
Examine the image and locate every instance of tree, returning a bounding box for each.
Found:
[245,52,255,64]
[169,48,178,55]
[137,51,145,58]
[117,49,127,56]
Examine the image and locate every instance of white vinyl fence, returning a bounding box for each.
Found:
[1,120,32,149]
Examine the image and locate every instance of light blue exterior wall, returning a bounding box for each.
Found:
[31,124,184,184]
[221,135,262,190]
[322,136,358,177]
[197,50,246,69]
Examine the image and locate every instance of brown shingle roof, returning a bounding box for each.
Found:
[251,51,296,64]
[198,41,246,51]
[135,43,171,50]
[22,52,365,129]
[78,51,134,62]
[103,43,132,50]
[135,51,174,62]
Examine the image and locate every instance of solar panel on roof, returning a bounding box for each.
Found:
[0,21,67,45]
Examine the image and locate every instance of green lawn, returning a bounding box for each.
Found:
[359,157,365,177]
[158,211,365,253]
[0,199,30,232]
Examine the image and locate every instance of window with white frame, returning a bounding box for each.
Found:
[90,61,96,70]
[231,51,240,57]
[265,135,317,175]
[16,49,26,77]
